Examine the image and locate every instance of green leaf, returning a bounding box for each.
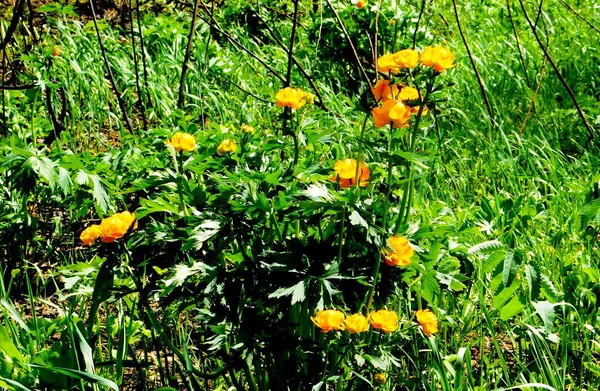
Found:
[28,365,118,391]
[503,250,522,287]
[182,220,221,251]
[499,295,527,320]
[349,210,368,229]
[483,250,506,274]
[420,273,440,303]
[525,262,541,300]
[87,259,115,335]
[164,261,213,287]
[0,324,24,362]
[467,240,504,255]
[268,280,306,305]
[493,281,521,309]
[532,301,555,332]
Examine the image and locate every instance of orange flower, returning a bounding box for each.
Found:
[276,87,307,109]
[330,159,370,188]
[377,53,400,74]
[166,132,196,152]
[398,86,428,116]
[356,0,366,8]
[420,46,455,72]
[217,139,237,156]
[369,309,398,333]
[371,79,400,103]
[344,313,370,333]
[415,309,439,336]
[311,309,345,332]
[52,46,60,57]
[99,211,137,243]
[80,224,102,246]
[372,99,412,128]
[383,236,414,267]
[393,49,419,69]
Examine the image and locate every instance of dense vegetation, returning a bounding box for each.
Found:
[1,0,600,390]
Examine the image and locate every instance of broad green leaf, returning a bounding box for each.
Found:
[525,262,541,300]
[467,240,504,255]
[499,295,527,320]
[0,300,30,332]
[502,250,522,288]
[28,364,118,391]
[493,281,521,309]
[165,261,213,287]
[420,273,440,303]
[532,301,555,331]
[0,325,24,362]
[87,259,115,335]
[483,250,506,274]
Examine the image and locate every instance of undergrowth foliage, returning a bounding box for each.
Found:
[1,0,600,390]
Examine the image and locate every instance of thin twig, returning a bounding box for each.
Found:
[557,0,600,35]
[519,56,547,134]
[197,2,286,83]
[506,0,531,87]
[135,0,151,107]
[517,0,595,144]
[451,0,494,124]
[285,0,300,87]
[89,0,134,133]
[412,0,426,49]
[0,0,25,51]
[324,0,372,88]
[178,0,200,108]
[128,0,147,131]
[250,10,328,110]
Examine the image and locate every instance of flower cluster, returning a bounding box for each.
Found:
[166,132,196,152]
[330,159,370,188]
[383,236,414,267]
[377,46,454,74]
[80,211,137,246]
[275,87,311,109]
[311,309,399,333]
[415,309,439,336]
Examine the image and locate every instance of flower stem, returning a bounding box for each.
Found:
[177,151,188,216]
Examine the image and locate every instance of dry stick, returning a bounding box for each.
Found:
[519,56,547,134]
[135,0,151,107]
[250,10,327,110]
[412,0,427,49]
[558,0,600,35]
[451,0,494,124]
[324,0,372,89]
[25,0,38,45]
[198,2,286,83]
[128,0,147,131]
[534,0,544,27]
[0,0,25,51]
[89,0,133,134]
[506,0,531,88]
[177,0,200,109]
[284,0,300,87]
[517,0,596,144]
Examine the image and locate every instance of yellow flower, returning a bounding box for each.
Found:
[330,159,370,188]
[371,79,399,103]
[217,139,237,156]
[52,46,60,57]
[420,46,455,72]
[415,309,439,336]
[377,53,400,74]
[344,313,370,333]
[304,91,316,104]
[356,0,366,8]
[374,373,387,386]
[383,236,413,267]
[276,87,307,109]
[398,86,428,116]
[241,124,255,134]
[99,211,137,243]
[166,132,196,152]
[80,224,102,246]
[393,49,419,69]
[311,309,345,332]
[369,309,398,333]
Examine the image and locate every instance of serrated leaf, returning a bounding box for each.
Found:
[363,354,388,370]
[349,210,368,228]
[165,261,213,287]
[532,301,555,331]
[499,295,527,320]
[525,262,541,300]
[483,250,506,274]
[183,220,221,251]
[540,274,559,301]
[438,256,460,274]
[301,183,335,203]
[354,354,365,367]
[503,250,522,287]
[268,281,306,305]
[89,174,111,214]
[468,240,504,255]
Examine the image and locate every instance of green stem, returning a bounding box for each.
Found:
[337,207,347,263]
[177,151,188,216]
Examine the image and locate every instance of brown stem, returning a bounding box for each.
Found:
[178,0,200,109]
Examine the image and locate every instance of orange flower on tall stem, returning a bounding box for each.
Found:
[420,46,455,72]
[311,309,345,332]
[383,236,414,267]
[369,309,399,333]
[415,309,439,336]
[330,159,370,188]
